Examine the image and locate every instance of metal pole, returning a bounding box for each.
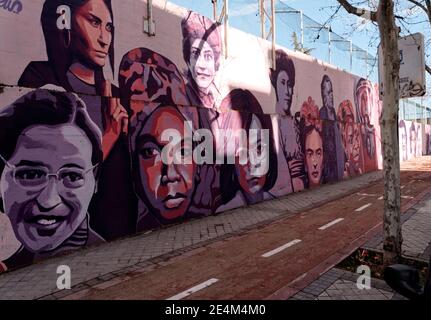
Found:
[328,27,331,65]
[225,0,228,58]
[271,0,276,70]
[300,10,304,49]
[212,0,217,21]
[260,0,265,39]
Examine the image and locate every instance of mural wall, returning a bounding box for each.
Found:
[399,119,428,163]
[0,0,383,272]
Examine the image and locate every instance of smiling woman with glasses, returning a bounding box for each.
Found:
[0,89,104,271]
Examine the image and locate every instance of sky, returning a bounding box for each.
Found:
[170,0,430,104]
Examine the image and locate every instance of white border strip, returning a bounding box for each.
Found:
[318,218,344,230]
[261,239,302,258]
[166,278,219,300]
[355,203,372,212]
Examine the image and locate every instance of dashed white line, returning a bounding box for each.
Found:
[357,193,377,197]
[166,278,219,300]
[355,203,372,212]
[261,239,302,258]
[401,195,414,199]
[378,196,384,200]
[318,218,344,230]
[401,185,406,189]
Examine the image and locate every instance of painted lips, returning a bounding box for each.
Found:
[163,194,186,209]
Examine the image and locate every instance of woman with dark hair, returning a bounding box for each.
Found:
[355,78,376,171]
[18,0,136,241]
[269,49,305,194]
[18,0,127,155]
[0,89,104,271]
[299,97,324,188]
[119,47,221,228]
[218,89,278,212]
[319,74,344,182]
[181,10,222,111]
[337,100,364,178]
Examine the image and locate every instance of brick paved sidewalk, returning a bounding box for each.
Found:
[0,171,382,300]
[363,192,431,262]
[290,268,407,300]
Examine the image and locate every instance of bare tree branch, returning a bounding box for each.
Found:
[426,63,431,75]
[336,0,378,22]
[406,0,431,21]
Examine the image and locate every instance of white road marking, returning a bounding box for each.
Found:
[355,203,372,212]
[166,278,219,300]
[318,218,344,231]
[401,185,406,189]
[401,195,414,199]
[261,239,302,258]
[378,196,384,200]
[357,193,377,197]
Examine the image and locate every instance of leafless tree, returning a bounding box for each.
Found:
[337,0,402,265]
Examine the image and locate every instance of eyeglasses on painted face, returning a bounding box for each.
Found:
[0,154,98,191]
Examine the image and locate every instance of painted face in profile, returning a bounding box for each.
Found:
[135,106,196,221]
[72,0,113,68]
[0,124,96,253]
[236,115,267,195]
[189,39,216,92]
[276,70,293,115]
[305,128,323,187]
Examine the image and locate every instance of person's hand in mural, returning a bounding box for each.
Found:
[102,80,129,160]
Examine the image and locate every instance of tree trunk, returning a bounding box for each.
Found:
[377,0,402,265]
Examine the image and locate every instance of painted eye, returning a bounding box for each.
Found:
[15,169,46,181]
[59,171,85,188]
[106,23,114,33]
[90,18,100,27]
[140,147,159,159]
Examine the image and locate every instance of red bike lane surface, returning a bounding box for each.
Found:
[62,165,431,300]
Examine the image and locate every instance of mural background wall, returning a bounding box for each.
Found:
[0,0,385,272]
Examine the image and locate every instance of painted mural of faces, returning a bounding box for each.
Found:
[399,121,408,161]
[410,123,417,156]
[181,11,221,95]
[0,90,102,254]
[305,128,324,187]
[235,114,267,195]
[271,50,295,116]
[355,78,373,125]
[134,106,196,221]
[189,39,216,91]
[346,122,362,170]
[1,125,96,253]
[71,0,114,68]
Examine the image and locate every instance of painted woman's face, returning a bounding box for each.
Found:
[305,128,323,187]
[276,70,293,115]
[72,0,113,67]
[236,115,267,195]
[136,107,195,221]
[346,123,361,165]
[189,39,216,92]
[0,124,96,253]
[322,79,334,110]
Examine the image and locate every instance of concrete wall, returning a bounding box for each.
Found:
[0,0,382,272]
